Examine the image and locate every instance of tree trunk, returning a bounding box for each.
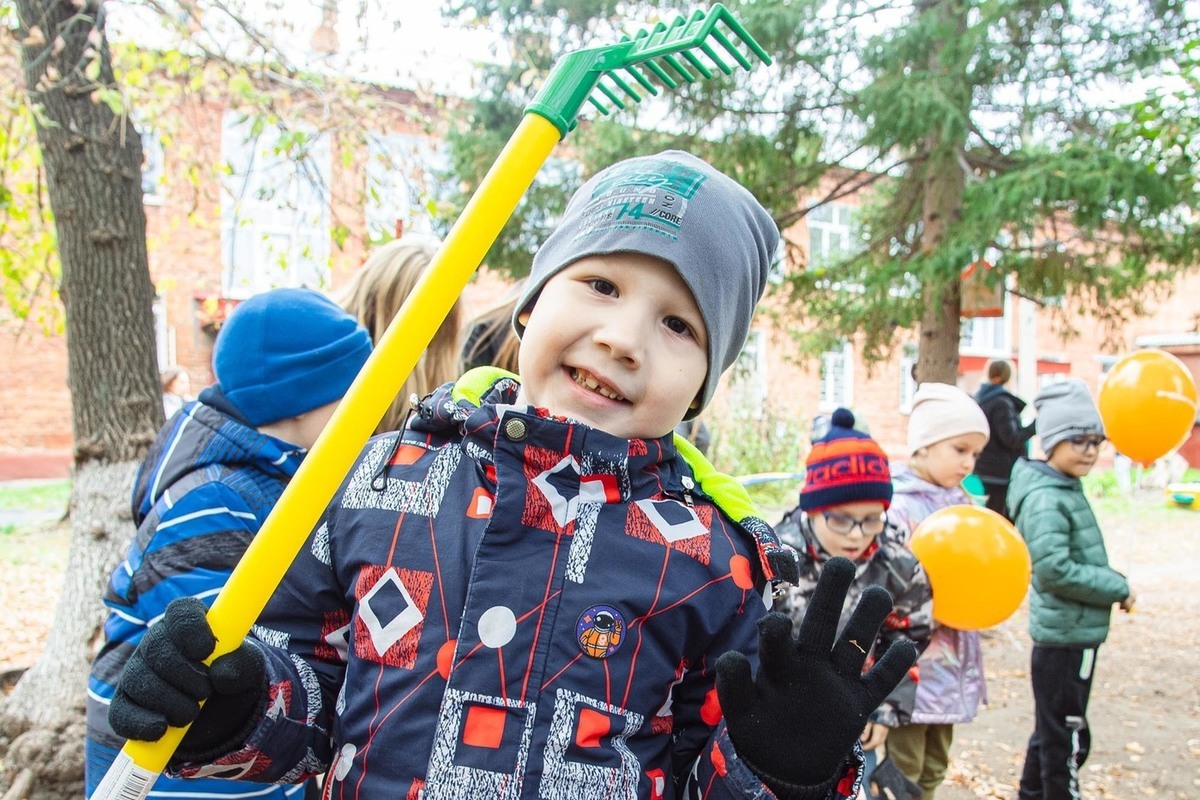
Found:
[913,0,969,386]
[916,157,964,384]
[0,462,137,799]
[3,0,162,795]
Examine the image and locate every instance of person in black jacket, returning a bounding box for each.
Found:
[972,359,1036,520]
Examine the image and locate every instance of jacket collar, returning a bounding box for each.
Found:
[132,400,304,522]
[975,381,1027,411]
[411,368,796,584]
[412,367,682,484]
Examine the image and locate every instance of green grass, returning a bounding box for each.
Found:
[0,479,71,513]
[0,479,71,537]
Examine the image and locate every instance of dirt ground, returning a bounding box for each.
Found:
[933,493,1200,800]
[2,491,1199,799]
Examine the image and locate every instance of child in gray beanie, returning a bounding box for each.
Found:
[1032,378,1105,454]
[514,149,776,419]
[107,151,915,800]
[1008,378,1133,800]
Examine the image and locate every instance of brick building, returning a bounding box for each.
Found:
[712,187,1200,469]
[3,90,1197,479]
[0,78,465,479]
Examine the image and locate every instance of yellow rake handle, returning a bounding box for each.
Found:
[92,113,562,800]
[96,5,774,794]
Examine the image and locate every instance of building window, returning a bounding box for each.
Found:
[364,133,450,241]
[152,296,174,370]
[807,202,858,269]
[767,237,787,285]
[960,314,1009,354]
[730,330,767,419]
[899,343,918,414]
[141,129,166,205]
[220,112,332,299]
[1038,372,1068,391]
[818,340,853,412]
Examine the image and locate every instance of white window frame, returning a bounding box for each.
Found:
[959,242,1013,356]
[807,202,858,269]
[767,237,787,285]
[959,316,1009,354]
[141,128,166,205]
[730,330,768,419]
[960,280,1013,357]
[1038,372,1068,392]
[364,133,449,241]
[152,296,174,370]
[818,340,854,412]
[219,113,332,299]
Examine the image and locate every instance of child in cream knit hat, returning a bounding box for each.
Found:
[906,382,991,459]
[888,382,991,798]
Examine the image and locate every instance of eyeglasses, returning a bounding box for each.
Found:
[1066,436,1106,454]
[822,511,887,537]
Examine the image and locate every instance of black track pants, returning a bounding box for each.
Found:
[1018,644,1097,800]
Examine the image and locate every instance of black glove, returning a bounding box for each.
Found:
[716,557,918,799]
[108,596,267,762]
[869,755,923,800]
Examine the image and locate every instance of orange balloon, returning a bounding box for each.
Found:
[1098,349,1198,465]
[909,505,1031,630]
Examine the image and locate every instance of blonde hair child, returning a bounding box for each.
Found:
[338,238,464,433]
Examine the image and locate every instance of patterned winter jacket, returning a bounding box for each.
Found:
[773,510,933,728]
[1007,458,1129,646]
[86,392,309,799]
[887,465,987,726]
[168,370,866,800]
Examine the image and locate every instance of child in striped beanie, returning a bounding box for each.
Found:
[775,407,933,800]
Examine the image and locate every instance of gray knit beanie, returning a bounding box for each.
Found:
[1034,379,1104,454]
[513,150,778,418]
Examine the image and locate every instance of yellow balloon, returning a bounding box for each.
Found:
[909,505,1031,630]
[1098,349,1198,465]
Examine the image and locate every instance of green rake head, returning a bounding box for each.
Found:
[525,3,772,137]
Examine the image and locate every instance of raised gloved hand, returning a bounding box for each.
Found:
[716,557,918,798]
[108,596,267,762]
[869,755,923,800]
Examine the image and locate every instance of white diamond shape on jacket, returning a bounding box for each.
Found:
[359,567,423,654]
[325,621,350,662]
[532,455,582,528]
[635,499,707,542]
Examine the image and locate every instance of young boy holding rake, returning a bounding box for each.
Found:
[109,151,916,799]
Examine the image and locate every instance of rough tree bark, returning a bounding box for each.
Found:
[913,0,969,386]
[2,1,163,796]
[916,136,966,385]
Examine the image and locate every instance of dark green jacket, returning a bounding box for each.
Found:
[1008,458,1129,646]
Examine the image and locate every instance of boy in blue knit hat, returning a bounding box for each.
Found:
[86,287,372,800]
[106,152,915,800]
[776,408,932,800]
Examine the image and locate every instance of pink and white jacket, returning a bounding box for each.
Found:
[887,465,987,725]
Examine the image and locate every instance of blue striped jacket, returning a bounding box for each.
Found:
[85,395,309,799]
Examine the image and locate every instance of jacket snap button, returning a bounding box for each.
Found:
[504,418,528,441]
